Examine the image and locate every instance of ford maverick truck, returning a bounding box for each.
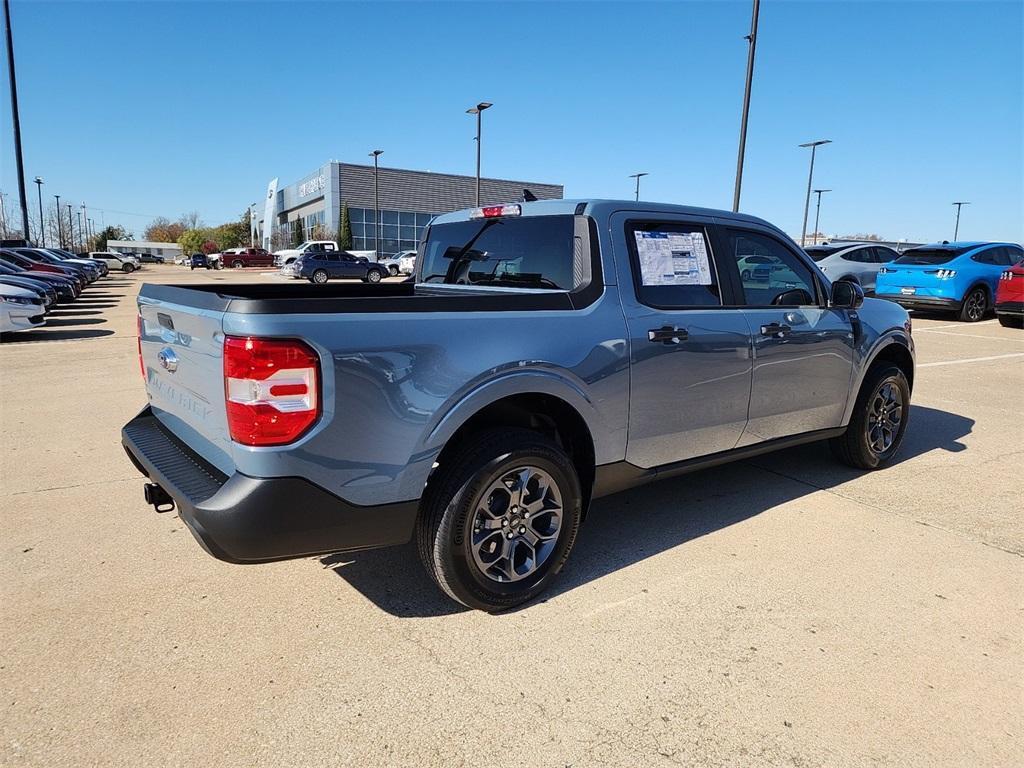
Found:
[122,200,915,611]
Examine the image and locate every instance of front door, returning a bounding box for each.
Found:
[611,212,753,468]
[717,227,855,444]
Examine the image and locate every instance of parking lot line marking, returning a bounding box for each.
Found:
[914,330,1024,343]
[918,352,1024,368]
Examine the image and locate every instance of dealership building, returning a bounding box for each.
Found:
[254,161,563,257]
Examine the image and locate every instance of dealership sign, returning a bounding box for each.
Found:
[299,174,326,198]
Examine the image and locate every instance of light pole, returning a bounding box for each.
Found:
[732,0,761,212]
[369,149,383,256]
[799,139,831,247]
[66,204,73,251]
[466,102,492,206]
[4,0,30,240]
[629,172,649,202]
[54,194,62,247]
[88,218,95,248]
[952,201,970,241]
[33,176,44,246]
[76,209,83,251]
[811,189,831,246]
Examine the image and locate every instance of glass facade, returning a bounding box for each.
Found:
[348,207,437,256]
[289,210,327,239]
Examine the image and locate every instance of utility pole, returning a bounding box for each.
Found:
[799,139,831,247]
[732,0,760,212]
[952,201,970,241]
[812,189,831,246]
[76,209,83,252]
[66,204,74,251]
[369,149,383,256]
[466,102,492,206]
[54,194,63,247]
[3,0,30,240]
[33,176,44,246]
[629,172,649,202]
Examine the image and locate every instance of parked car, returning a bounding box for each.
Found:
[298,251,388,283]
[0,261,78,301]
[0,283,46,333]
[397,250,417,275]
[0,268,57,305]
[16,248,100,283]
[138,253,166,264]
[1,249,86,288]
[875,241,1024,322]
[995,258,1024,328]
[123,199,916,611]
[190,253,212,270]
[114,251,142,265]
[220,247,274,269]
[273,240,338,267]
[89,251,138,273]
[804,243,899,295]
[377,250,415,276]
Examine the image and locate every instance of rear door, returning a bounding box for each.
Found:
[716,225,855,444]
[138,294,233,473]
[336,252,364,279]
[611,211,753,467]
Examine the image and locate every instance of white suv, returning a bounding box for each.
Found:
[89,251,138,272]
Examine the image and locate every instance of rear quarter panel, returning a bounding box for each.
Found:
[221,293,630,507]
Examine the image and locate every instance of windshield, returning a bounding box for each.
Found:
[418,215,576,290]
[805,246,843,262]
[894,248,967,265]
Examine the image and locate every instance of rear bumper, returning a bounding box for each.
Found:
[995,301,1023,317]
[879,294,961,311]
[121,407,418,564]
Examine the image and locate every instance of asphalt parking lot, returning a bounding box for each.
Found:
[1,265,1021,767]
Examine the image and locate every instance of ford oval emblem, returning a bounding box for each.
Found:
[157,347,178,373]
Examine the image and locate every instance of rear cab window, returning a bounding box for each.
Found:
[418,214,583,291]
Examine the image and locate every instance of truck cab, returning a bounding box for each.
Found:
[273,240,338,267]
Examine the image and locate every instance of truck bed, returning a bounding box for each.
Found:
[139,281,589,314]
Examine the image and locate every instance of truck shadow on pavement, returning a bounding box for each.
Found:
[321,405,973,618]
[1,328,115,342]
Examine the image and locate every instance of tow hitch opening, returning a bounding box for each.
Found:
[143,483,175,513]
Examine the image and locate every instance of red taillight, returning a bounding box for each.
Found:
[137,315,145,380]
[223,336,320,446]
[470,203,522,219]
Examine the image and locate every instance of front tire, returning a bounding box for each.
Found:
[416,428,583,612]
[958,286,988,322]
[830,364,910,470]
[389,265,399,276]
[123,264,133,273]
[311,269,329,284]
[232,260,244,269]
[365,269,383,284]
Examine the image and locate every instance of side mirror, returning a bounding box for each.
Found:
[831,279,864,309]
[771,288,814,306]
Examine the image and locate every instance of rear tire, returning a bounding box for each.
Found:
[830,364,911,470]
[958,286,988,322]
[232,260,244,268]
[416,428,583,612]
[997,314,1022,328]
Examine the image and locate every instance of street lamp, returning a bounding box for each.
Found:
[66,204,73,251]
[732,0,761,212]
[799,139,831,247]
[76,209,83,252]
[629,172,649,202]
[369,149,383,256]
[466,101,492,206]
[54,194,62,247]
[33,176,43,246]
[812,189,831,246]
[952,201,970,241]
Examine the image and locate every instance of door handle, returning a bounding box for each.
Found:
[648,325,688,344]
[760,323,792,338]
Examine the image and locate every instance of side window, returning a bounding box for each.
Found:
[972,248,999,265]
[725,229,819,307]
[996,247,1015,266]
[625,221,720,308]
[1008,247,1024,265]
[875,247,897,263]
[322,253,339,262]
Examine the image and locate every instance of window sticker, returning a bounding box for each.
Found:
[635,231,713,286]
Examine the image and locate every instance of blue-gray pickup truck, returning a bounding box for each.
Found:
[123,200,915,611]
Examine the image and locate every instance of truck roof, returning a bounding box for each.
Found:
[431,199,777,231]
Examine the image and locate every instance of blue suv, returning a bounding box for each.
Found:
[876,241,1024,322]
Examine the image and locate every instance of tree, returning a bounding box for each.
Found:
[179,211,202,230]
[145,217,186,243]
[292,217,304,247]
[338,203,353,249]
[90,225,132,251]
[201,240,219,255]
[177,228,210,256]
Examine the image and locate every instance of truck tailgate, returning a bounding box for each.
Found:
[138,293,233,474]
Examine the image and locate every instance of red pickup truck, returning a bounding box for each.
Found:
[220,247,274,268]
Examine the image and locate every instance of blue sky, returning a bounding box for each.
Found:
[1,0,1021,243]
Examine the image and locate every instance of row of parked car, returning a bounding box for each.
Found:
[799,240,1023,326]
[0,246,123,334]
